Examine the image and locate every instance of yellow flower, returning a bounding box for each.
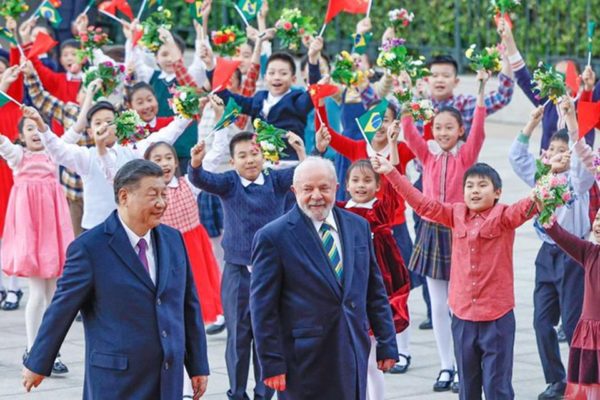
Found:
[465,47,474,59]
[253,119,261,130]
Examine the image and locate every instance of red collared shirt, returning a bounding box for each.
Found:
[385,169,535,321]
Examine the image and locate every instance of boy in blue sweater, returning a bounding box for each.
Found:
[211,38,324,161]
[508,99,594,400]
[188,131,305,400]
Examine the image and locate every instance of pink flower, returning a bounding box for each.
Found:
[299,27,305,34]
[283,21,292,31]
[95,27,102,33]
[93,34,102,42]
[562,192,572,202]
[402,20,409,27]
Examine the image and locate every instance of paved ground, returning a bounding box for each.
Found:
[0,76,573,399]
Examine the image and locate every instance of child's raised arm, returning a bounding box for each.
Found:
[545,220,594,267]
[0,133,24,169]
[508,107,543,188]
[400,113,429,164]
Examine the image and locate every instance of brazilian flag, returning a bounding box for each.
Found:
[37,1,62,28]
[213,98,242,131]
[0,28,16,45]
[351,32,372,55]
[189,0,203,23]
[356,99,388,142]
[237,0,262,22]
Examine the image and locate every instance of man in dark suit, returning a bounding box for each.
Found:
[250,156,398,399]
[22,159,209,399]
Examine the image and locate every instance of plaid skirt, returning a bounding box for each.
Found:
[197,192,223,238]
[408,220,452,281]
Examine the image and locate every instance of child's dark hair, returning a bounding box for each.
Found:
[161,34,186,54]
[549,129,570,145]
[86,101,116,124]
[557,59,581,75]
[125,82,156,104]
[428,55,459,75]
[229,131,256,157]
[463,163,503,202]
[143,141,181,177]
[103,45,125,63]
[345,159,380,185]
[370,99,399,120]
[18,114,49,133]
[60,39,80,53]
[267,52,296,75]
[233,68,242,85]
[435,106,464,127]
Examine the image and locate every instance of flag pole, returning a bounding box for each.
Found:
[83,0,95,15]
[233,4,251,28]
[366,0,373,18]
[588,21,596,67]
[27,1,46,23]
[318,23,327,38]
[136,0,148,20]
[0,89,23,107]
[99,9,129,26]
[354,117,376,154]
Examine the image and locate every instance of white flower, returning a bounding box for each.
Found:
[180,92,187,101]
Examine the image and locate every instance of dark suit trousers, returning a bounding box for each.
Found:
[533,242,584,383]
[452,311,516,400]
[222,263,274,400]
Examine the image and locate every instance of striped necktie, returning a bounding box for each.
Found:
[319,222,343,282]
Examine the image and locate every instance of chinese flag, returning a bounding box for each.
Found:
[565,61,580,97]
[212,58,242,92]
[48,0,62,7]
[308,83,338,107]
[324,0,369,24]
[577,101,600,139]
[99,0,134,20]
[27,32,58,60]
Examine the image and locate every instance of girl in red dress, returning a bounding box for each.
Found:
[338,159,410,400]
[144,141,223,325]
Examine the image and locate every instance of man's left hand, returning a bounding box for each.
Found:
[377,359,397,372]
[191,375,208,399]
[22,367,44,392]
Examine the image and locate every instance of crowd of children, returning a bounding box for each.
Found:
[2,1,600,399]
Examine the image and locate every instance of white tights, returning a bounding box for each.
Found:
[366,337,385,400]
[25,277,57,349]
[426,277,454,371]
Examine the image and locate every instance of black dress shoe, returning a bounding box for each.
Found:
[388,354,411,374]
[2,289,23,311]
[205,322,226,335]
[538,382,566,399]
[433,369,455,392]
[52,358,69,374]
[419,317,433,330]
[0,289,6,305]
[556,326,567,343]
[451,381,460,394]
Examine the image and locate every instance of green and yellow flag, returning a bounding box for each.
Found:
[351,32,372,55]
[37,1,62,28]
[356,99,388,142]
[237,0,261,22]
[189,0,203,23]
[213,98,242,131]
[0,27,17,45]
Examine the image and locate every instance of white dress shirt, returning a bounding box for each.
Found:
[118,214,157,285]
[239,173,265,187]
[345,198,377,209]
[311,211,343,265]
[261,90,291,117]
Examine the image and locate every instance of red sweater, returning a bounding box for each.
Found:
[146,116,174,133]
[316,105,415,225]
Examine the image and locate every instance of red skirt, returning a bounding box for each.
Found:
[183,225,223,324]
[0,160,13,237]
[566,319,600,399]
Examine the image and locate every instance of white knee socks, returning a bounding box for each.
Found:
[426,277,454,371]
[25,278,57,349]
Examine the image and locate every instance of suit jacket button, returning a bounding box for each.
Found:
[164,362,170,370]
[162,330,168,338]
[351,302,356,309]
[156,298,162,305]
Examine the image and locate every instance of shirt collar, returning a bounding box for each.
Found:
[239,172,265,187]
[158,71,176,82]
[167,176,179,188]
[366,144,390,158]
[67,71,82,81]
[118,213,152,250]
[427,139,460,157]
[311,210,339,234]
[146,117,157,129]
[467,206,494,221]
[266,90,291,104]
[345,198,377,209]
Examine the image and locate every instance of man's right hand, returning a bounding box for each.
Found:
[264,374,286,391]
[315,125,331,154]
[22,367,44,392]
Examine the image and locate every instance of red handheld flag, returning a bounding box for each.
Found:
[99,0,134,20]
[132,27,143,47]
[27,32,58,60]
[308,83,339,107]
[494,12,513,30]
[324,0,369,24]
[565,61,580,97]
[212,58,242,92]
[577,101,600,139]
[48,0,62,7]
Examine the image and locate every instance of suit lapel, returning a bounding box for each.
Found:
[334,208,355,298]
[289,207,342,300]
[105,212,155,293]
[154,226,171,296]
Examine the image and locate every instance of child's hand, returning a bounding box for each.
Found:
[315,125,331,153]
[19,59,35,76]
[286,131,305,158]
[74,13,89,35]
[582,65,596,92]
[355,17,372,35]
[1,66,20,85]
[382,27,395,43]
[258,0,269,21]
[94,122,112,150]
[199,43,215,70]
[260,28,276,42]
[201,0,212,22]
[476,69,490,85]
[190,141,206,168]
[6,17,16,32]
[523,105,544,136]
[158,27,175,46]
[370,155,394,174]
[559,96,575,117]
[549,151,571,173]
[18,17,36,44]
[21,106,45,131]
[121,19,137,42]
[246,26,259,42]
[386,120,401,144]
[208,94,225,121]
[86,78,103,99]
[307,37,323,64]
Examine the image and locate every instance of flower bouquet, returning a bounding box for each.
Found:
[0,0,29,19]
[388,8,414,33]
[403,99,435,123]
[532,62,567,105]
[76,26,111,64]
[532,159,572,228]
[331,51,370,87]
[168,85,206,120]
[83,61,125,100]
[139,6,173,53]
[253,119,287,164]
[377,43,429,83]
[489,0,521,28]
[114,110,146,146]
[465,44,503,73]
[211,25,246,57]
[274,8,315,52]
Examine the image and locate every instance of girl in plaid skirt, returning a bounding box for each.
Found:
[401,72,488,392]
[143,141,223,326]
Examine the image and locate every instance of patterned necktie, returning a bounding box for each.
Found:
[137,238,150,275]
[319,222,343,282]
